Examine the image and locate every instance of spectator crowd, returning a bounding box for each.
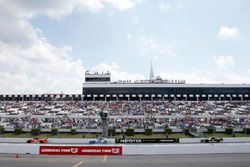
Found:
[0,101,250,129]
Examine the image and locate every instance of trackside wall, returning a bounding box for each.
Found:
[0,144,39,154]
[1,143,250,155]
[122,143,250,155]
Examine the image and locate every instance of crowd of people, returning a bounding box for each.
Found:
[0,101,250,129]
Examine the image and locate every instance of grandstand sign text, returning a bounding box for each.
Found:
[117,138,179,143]
[40,146,122,155]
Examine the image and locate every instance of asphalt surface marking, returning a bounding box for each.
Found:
[102,155,108,162]
[72,161,84,167]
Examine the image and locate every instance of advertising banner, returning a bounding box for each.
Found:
[116,138,179,144]
[40,145,122,155]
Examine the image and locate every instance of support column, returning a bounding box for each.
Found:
[99,111,108,138]
[240,95,243,101]
[196,95,199,101]
[139,96,142,102]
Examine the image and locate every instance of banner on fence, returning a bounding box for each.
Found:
[116,138,179,144]
[40,145,122,155]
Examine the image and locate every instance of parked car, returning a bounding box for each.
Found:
[26,137,48,144]
[89,137,109,144]
[201,136,223,143]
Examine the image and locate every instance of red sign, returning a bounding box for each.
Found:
[40,145,122,155]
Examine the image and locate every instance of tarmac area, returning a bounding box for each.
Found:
[0,154,250,167]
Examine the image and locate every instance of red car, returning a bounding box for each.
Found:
[26,137,48,144]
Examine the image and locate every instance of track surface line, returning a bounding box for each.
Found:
[102,155,108,162]
[72,161,84,167]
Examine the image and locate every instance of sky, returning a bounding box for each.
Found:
[0,0,250,94]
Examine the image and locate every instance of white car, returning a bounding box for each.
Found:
[89,137,109,144]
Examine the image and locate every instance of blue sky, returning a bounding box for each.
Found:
[0,0,250,93]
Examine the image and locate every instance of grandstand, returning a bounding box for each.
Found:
[1,71,250,131]
[83,71,250,101]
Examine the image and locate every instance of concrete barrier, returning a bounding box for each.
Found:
[0,138,115,144]
[122,143,250,155]
[0,143,39,154]
[179,137,250,143]
[1,137,249,144]
[223,137,250,143]
[0,138,26,143]
[1,143,250,155]
[48,138,115,144]
[179,138,201,143]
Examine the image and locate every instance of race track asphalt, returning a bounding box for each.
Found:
[0,153,249,167]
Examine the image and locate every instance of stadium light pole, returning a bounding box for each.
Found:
[52,97,55,129]
[120,103,125,139]
[99,110,108,138]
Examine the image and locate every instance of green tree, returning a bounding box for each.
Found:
[125,129,134,136]
[51,128,58,135]
[145,129,152,135]
[31,128,40,135]
[14,128,22,135]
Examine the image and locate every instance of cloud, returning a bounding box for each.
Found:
[0,1,78,93]
[1,1,249,95]
[2,0,141,20]
[218,26,240,39]
[77,0,104,12]
[0,35,85,94]
[2,0,76,20]
[126,32,176,59]
[214,56,234,69]
[90,62,145,81]
[159,68,250,84]
[159,3,170,13]
[159,70,217,84]
[78,0,142,12]
[90,62,250,84]
[103,0,141,11]
[0,0,143,94]
[131,16,140,25]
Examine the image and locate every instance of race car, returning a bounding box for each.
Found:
[201,136,223,143]
[89,137,109,144]
[26,137,48,144]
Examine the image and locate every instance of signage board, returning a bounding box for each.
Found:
[40,145,122,155]
[116,138,179,143]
